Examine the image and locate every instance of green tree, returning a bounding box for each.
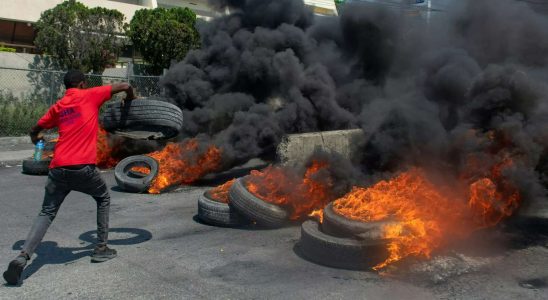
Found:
[128,7,200,75]
[34,0,126,73]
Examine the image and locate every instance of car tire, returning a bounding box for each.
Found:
[322,202,393,239]
[101,98,183,140]
[228,177,289,228]
[21,159,50,175]
[197,191,248,227]
[298,220,389,270]
[114,155,159,193]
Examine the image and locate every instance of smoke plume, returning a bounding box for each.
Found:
[159,0,547,204]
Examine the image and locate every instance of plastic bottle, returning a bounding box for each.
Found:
[34,140,44,161]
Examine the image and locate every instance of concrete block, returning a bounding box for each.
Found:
[276,129,364,166]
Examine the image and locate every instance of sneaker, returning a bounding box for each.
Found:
[91,245,117,263]
[3,253,29,285]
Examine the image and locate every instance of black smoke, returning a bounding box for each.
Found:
[160,0,547,203]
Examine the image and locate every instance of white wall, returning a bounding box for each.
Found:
[305,0,338,10]
[0,52,128,101]
[0,0,152,23]
[0,52,39,69]
[0,0,340,24]
[0,0,224,23]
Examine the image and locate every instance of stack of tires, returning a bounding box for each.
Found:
[197,176,289,228]
[196,176,391,270]
[298,203,391,270]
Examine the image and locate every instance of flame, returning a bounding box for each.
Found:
[245,161,333,220]
[309,209,324,223]
[332,159,520,270]
[468,156,520,227]
[144,139,222,194]
[43,138,59,158]
[209,179,236,203]
[44,131,116,164]
[333,168,467,270]
[96,128,119,168]
[246,165,294,205]
[130,166,150,175]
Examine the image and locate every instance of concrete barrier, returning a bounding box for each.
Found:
[276,129,365,166]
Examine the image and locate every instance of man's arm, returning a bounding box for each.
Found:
[31,105,56,144]
[29,124,45,145]
[111,83,136,105]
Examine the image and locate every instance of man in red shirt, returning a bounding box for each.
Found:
[3,70,135,285]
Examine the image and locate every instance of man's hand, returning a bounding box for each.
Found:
[111,82,136,106]
[29,125,44,145]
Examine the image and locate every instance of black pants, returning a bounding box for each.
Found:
[21,165,110,257]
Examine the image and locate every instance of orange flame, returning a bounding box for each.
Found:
[43,138,59,158]
[332,158,520,270]
[333,168,467,269]
[309,209,324,223]
[468,156,520,227]
[144,139,222,194]
[130,166,150,174]
[245,161,333,220]
[96,128,119,168]
[209,179,236,203]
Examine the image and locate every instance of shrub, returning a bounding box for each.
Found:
[0,90,49,136]
[128,7,200,75]
[0,46,16,52]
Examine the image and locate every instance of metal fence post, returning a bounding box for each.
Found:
[127,62,132,83]
[49,71,55,105]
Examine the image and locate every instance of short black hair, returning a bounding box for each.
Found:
[63,70,85,89]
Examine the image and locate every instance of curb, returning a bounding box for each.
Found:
[0,149,34,167]
[0,134,58,146]
[0,136,30,146]
[0,160,25,168]
[0,136,34,167]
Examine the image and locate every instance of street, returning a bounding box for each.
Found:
[0,165,547,299]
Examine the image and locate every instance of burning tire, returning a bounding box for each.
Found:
[197,191,248,227]
[322,202,393,239]
[101,98,183,140]
[228,177,289,228]
[114,155,159,193]
[299,220,389,270]
[21,159,51,175]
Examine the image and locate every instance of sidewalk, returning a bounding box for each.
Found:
[0,136,35,167]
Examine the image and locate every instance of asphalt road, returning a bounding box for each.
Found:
[0,165,547,299]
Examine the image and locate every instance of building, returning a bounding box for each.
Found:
[0,0,338,54]
[340,0,452,24]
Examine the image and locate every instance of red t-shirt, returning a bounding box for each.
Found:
[38,86,112,168]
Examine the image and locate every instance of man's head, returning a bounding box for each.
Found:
[63,70,86,89]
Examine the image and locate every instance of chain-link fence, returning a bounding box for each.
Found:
[0,67,162,136]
